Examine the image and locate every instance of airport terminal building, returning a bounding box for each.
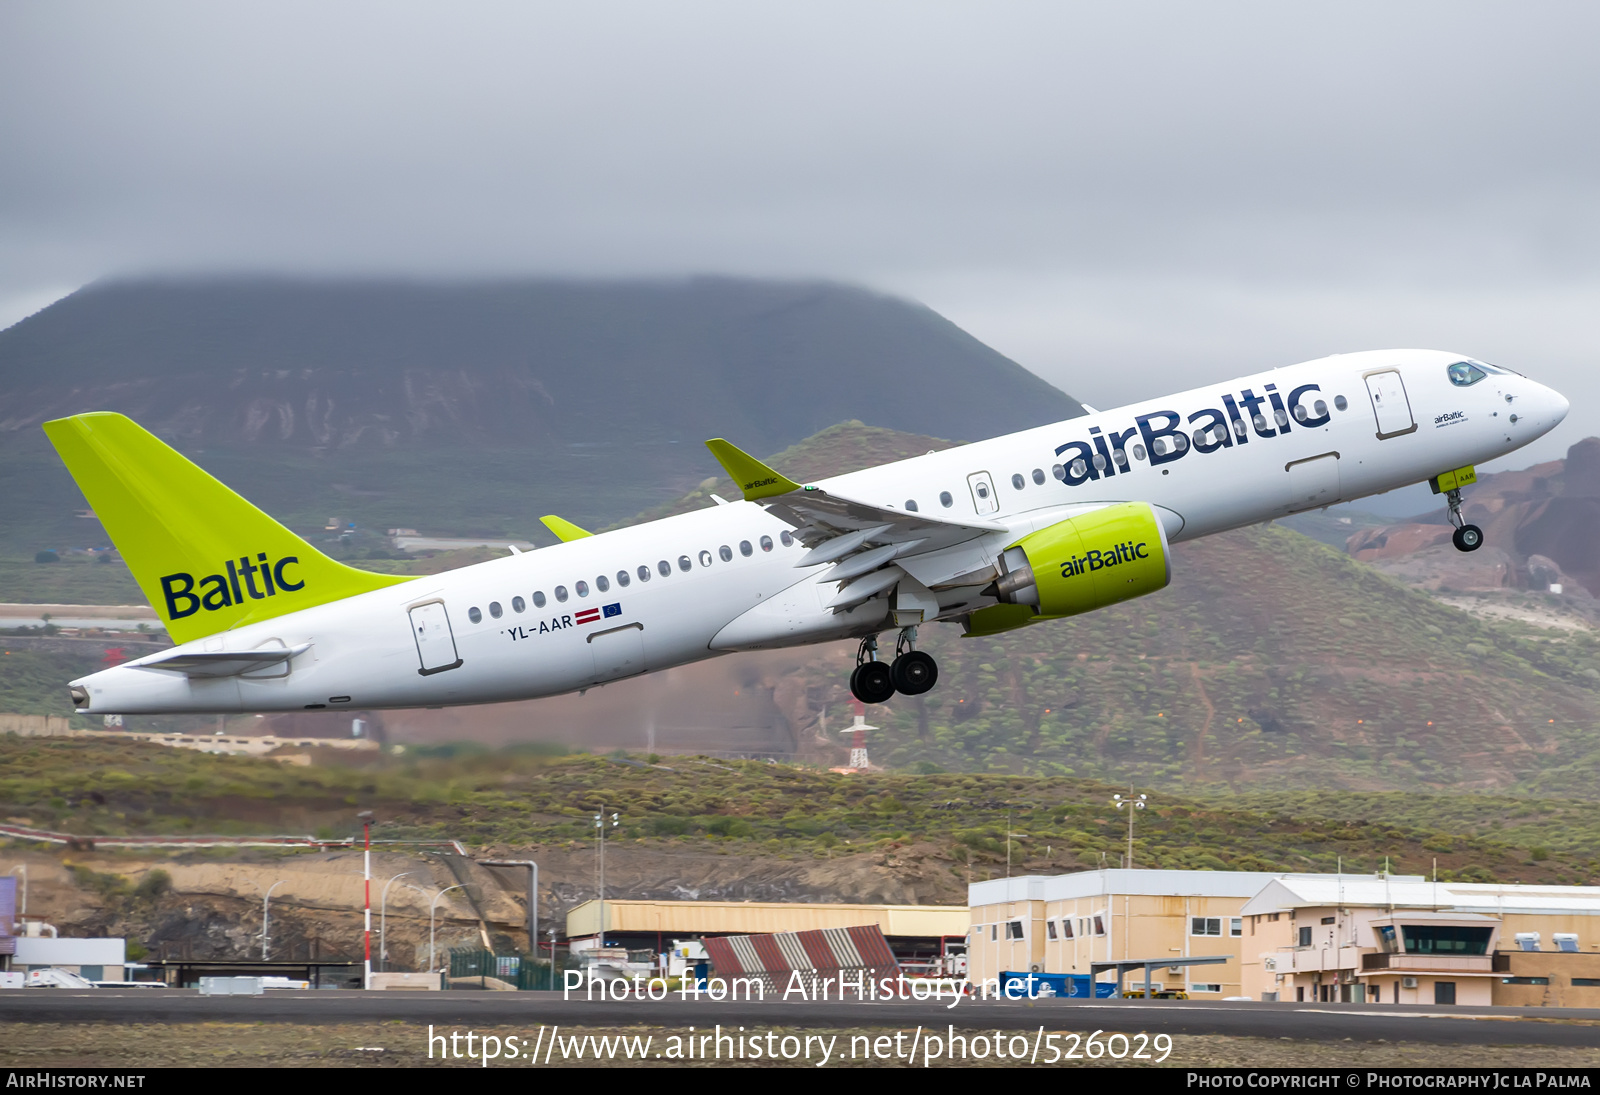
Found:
[970,869,1600,1006]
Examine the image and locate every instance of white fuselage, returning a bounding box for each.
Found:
[75,349,1569,715]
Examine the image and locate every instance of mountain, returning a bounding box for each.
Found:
[0,276,1083,557]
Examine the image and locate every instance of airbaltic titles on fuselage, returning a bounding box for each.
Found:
[1053,381,1331,487]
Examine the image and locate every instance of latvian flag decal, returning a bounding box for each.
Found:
[577,603,623,626]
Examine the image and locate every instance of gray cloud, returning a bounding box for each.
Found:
[2,1,1597,468]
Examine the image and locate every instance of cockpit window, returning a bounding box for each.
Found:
[1447,361,1487,387]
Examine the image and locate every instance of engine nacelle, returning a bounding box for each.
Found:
[991,502,1171,618]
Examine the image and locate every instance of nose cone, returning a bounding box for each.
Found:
[1527,380,1571,433]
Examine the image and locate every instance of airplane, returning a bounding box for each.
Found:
[46,348,1567,716]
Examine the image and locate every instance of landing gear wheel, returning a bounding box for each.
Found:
[849,661,896,704]
[891,650,938,695]
[1452,524,1484,552]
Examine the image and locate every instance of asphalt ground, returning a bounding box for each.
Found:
[5,991,1599,1048]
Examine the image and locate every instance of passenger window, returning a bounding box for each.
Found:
[596,575,610,593]
[1112,449,1128,468]
[489,601,503,619]
[1011,473,1025,490]
[1448,361,1487,387]
[555,586,568,602]
[1070,458,1088,477]
[616,570,630,587]
[1334,395,1348,411]
[1274,409,1289,428]
[575,580,589,597]
[1314,399,1329,418]
[678,555,692,572]
[939,491,953,508]
[719,545,733,562]
[639,565,653,582]
[780,531,794,546]
[1173,433,1188,452]
[1051,464,1065,480]
[1090,454,1105,472]
[905,499,918,512]
[739,540,753,557]
[760,535,773,552]
[512,596,525,613]
[658,560,671,577]
[1032,468,1045,485]
[468,606,483,624]
[699,550,713,567]
[1132,444,1147,461]
[533,591,546,608]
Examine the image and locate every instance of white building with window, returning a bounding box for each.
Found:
[1239,876,1600,1007]
[967,869,1290,996]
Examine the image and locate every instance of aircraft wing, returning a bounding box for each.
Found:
[706,438,1003,610]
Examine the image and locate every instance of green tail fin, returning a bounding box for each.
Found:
[43,412,410,644]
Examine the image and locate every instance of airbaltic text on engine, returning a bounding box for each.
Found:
[1059,540,1150,577]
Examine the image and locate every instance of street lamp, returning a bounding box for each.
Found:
[594,806,619,953]
[1113,789,1147,869]
[379,871,420,973]
[261,880,288,961]
[429,884,466,975]
[357,810,374,990]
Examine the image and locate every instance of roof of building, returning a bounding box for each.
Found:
[1240,876,1600,917]
[968,869,1356,907]
[566,899,968,939]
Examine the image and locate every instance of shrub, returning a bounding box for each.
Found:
[133,869,172,902]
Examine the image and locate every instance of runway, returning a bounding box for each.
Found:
[6,991,1600,1047]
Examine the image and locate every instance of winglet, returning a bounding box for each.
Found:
[704,439,801,500]
[540,515,593,542]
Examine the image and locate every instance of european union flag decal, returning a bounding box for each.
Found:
[602,602,622,618]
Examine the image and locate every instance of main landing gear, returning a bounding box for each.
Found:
[1445,487,1483,553]
[849,629,939,705]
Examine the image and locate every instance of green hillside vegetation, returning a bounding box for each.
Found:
[866,523,1600,795]
[1,738,1592,886]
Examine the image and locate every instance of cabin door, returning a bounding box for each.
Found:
[409,601,463,675]
[1365,370,1417,439]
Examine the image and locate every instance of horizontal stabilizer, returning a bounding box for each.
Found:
[136,643,312,678]
[541,515,593,542]
[704,439,801,500]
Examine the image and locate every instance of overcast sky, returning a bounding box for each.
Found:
[3,1,1597,480]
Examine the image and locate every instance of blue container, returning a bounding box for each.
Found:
[1000,972,1116,999]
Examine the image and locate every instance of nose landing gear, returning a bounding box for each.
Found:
[1445,488,1483,553]
[848,629,940,704]
[1431,466,1483,553]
